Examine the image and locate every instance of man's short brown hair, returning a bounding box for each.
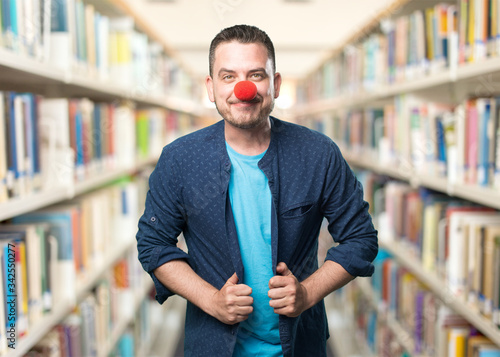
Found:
[208,24,276,77]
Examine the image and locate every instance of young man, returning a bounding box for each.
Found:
[136,25,378,357]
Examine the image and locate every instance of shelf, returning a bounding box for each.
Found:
[295,57,500,116]
[0,48,67,86]
[379,239,500,347]
[6,238,136,357]
[343,150,500,210]
[135,313,164,357]
[343,151,412,182]
[0,48,205,115]
[107,0,195,80]
[356,278,430,357]
[99,278,153,357]
[5,301,75,357]
[75,238,135,302]
[447,183,500,210]
[0,187,73,222]
[0,157,158,223]
[0,0,207,355]
[324,292,375,357]
[385,313,430,357]
[143,295,186,357]
[456,56,500,82]
[73,157,157,196]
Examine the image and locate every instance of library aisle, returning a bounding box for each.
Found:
[2,0,500,356]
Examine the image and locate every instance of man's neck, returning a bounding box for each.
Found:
[224,118,271,156]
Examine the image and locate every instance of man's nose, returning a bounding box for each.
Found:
[234,81,257,101]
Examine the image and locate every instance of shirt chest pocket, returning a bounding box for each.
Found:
[278,201,321,256]
[281,201,316,219]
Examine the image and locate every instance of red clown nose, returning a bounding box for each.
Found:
[234,81,257,101]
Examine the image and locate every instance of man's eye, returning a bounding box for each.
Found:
[223,75,233,80]
[252,73,263,78]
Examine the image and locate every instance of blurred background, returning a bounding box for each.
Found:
[2,0,500,356]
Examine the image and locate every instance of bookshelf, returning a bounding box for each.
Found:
[342,151,500,210]
[379,239,500,348]
[355,277,431,357]
[0,47,206,116]
[0,0,209,355]
[0,156,158,223]
[294,56,500,117]
[294,0,500,355]
[324,287,376,357]
[99,278,153,357]
[138,295,187,357]
[5,237,135,357]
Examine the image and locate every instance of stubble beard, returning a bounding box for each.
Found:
[215,98,275,130]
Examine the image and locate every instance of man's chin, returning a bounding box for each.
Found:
[225,117,263,130]
[215,103,273,130]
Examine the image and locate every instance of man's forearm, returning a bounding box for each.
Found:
[153,259,218,315]
[301,260,354,310]
[153,260,254,325]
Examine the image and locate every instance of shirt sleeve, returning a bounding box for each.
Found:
[320,141,378,277]
[136,146,191,304]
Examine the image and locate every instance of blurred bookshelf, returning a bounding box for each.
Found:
[0,0,215,355]
[295,0,500,356]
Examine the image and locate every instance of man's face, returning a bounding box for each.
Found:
[205,41,282,129]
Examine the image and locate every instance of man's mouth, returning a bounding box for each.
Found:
[229,98,260,105]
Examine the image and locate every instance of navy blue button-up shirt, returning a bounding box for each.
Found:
[136,117,378,357]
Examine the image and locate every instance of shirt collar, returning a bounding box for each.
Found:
[213,116,280,169]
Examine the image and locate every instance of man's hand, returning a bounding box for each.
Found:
[268,262,309,317]
[210,273,253,325]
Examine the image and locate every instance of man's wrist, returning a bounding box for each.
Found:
[300,282,316,311]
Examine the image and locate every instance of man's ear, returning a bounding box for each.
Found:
[273,72,282,98]
[205,75,215,102]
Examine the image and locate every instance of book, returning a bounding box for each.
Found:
[422,199,443,272]
[84,3,96,72]
[482,225,500,317]
[4,92,20,198]
[447,211,500,298]
[38,97,74,190]
[13,208,77,306]
[80,294,97,357]
[0,92,7,202]
[466,98,479,184]
[494,232,500,326]
[20,93,42,194]
[479,348,500,357]
[96,13,109,80]
[459,0,470,64]
[63,313,83,357]
[448,327,468,356]
[477,98,491,186]
[109,16,134,88]
[49,0,71,70]
[0,224,44,326]
[0,232,24,347]
[468,335,495,357]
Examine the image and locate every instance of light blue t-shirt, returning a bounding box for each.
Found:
[226,143,282,357]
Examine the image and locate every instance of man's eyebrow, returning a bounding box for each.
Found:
[217,68,236,76]
[248,68,267,73]
[217,67,268,76]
